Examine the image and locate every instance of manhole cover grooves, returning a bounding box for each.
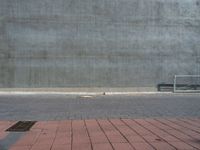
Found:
[6,121,37,132]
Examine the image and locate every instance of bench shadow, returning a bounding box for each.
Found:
[157,83,174,92]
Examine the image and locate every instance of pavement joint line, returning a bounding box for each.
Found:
[134,119,177,150]
[131,119,158,150]
[108,119,136,150]
[84,120,93,150]
[121,119,156,149]
[151,119,199,149]
[96,119,115,150]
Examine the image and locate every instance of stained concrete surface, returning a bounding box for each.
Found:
[0,132,24,150]
[0,0,200,89]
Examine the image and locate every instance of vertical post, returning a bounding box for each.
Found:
[173,75,176,93]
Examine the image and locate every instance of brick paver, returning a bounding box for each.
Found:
[0,118,200,150]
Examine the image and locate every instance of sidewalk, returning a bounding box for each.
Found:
[1,118,200,150]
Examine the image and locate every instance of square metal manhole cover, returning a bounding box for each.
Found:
[6,121,37,132]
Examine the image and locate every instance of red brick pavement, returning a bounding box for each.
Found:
[0,118,200,150]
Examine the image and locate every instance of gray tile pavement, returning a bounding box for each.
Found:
[0,93,199,120]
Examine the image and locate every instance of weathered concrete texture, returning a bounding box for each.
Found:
[0,0,200,89]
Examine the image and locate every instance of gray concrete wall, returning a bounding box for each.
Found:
[0,0,200,89]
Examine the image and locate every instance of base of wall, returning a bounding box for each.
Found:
[0,87,160,95]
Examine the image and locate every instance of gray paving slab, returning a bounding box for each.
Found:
[0,93,199,120]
